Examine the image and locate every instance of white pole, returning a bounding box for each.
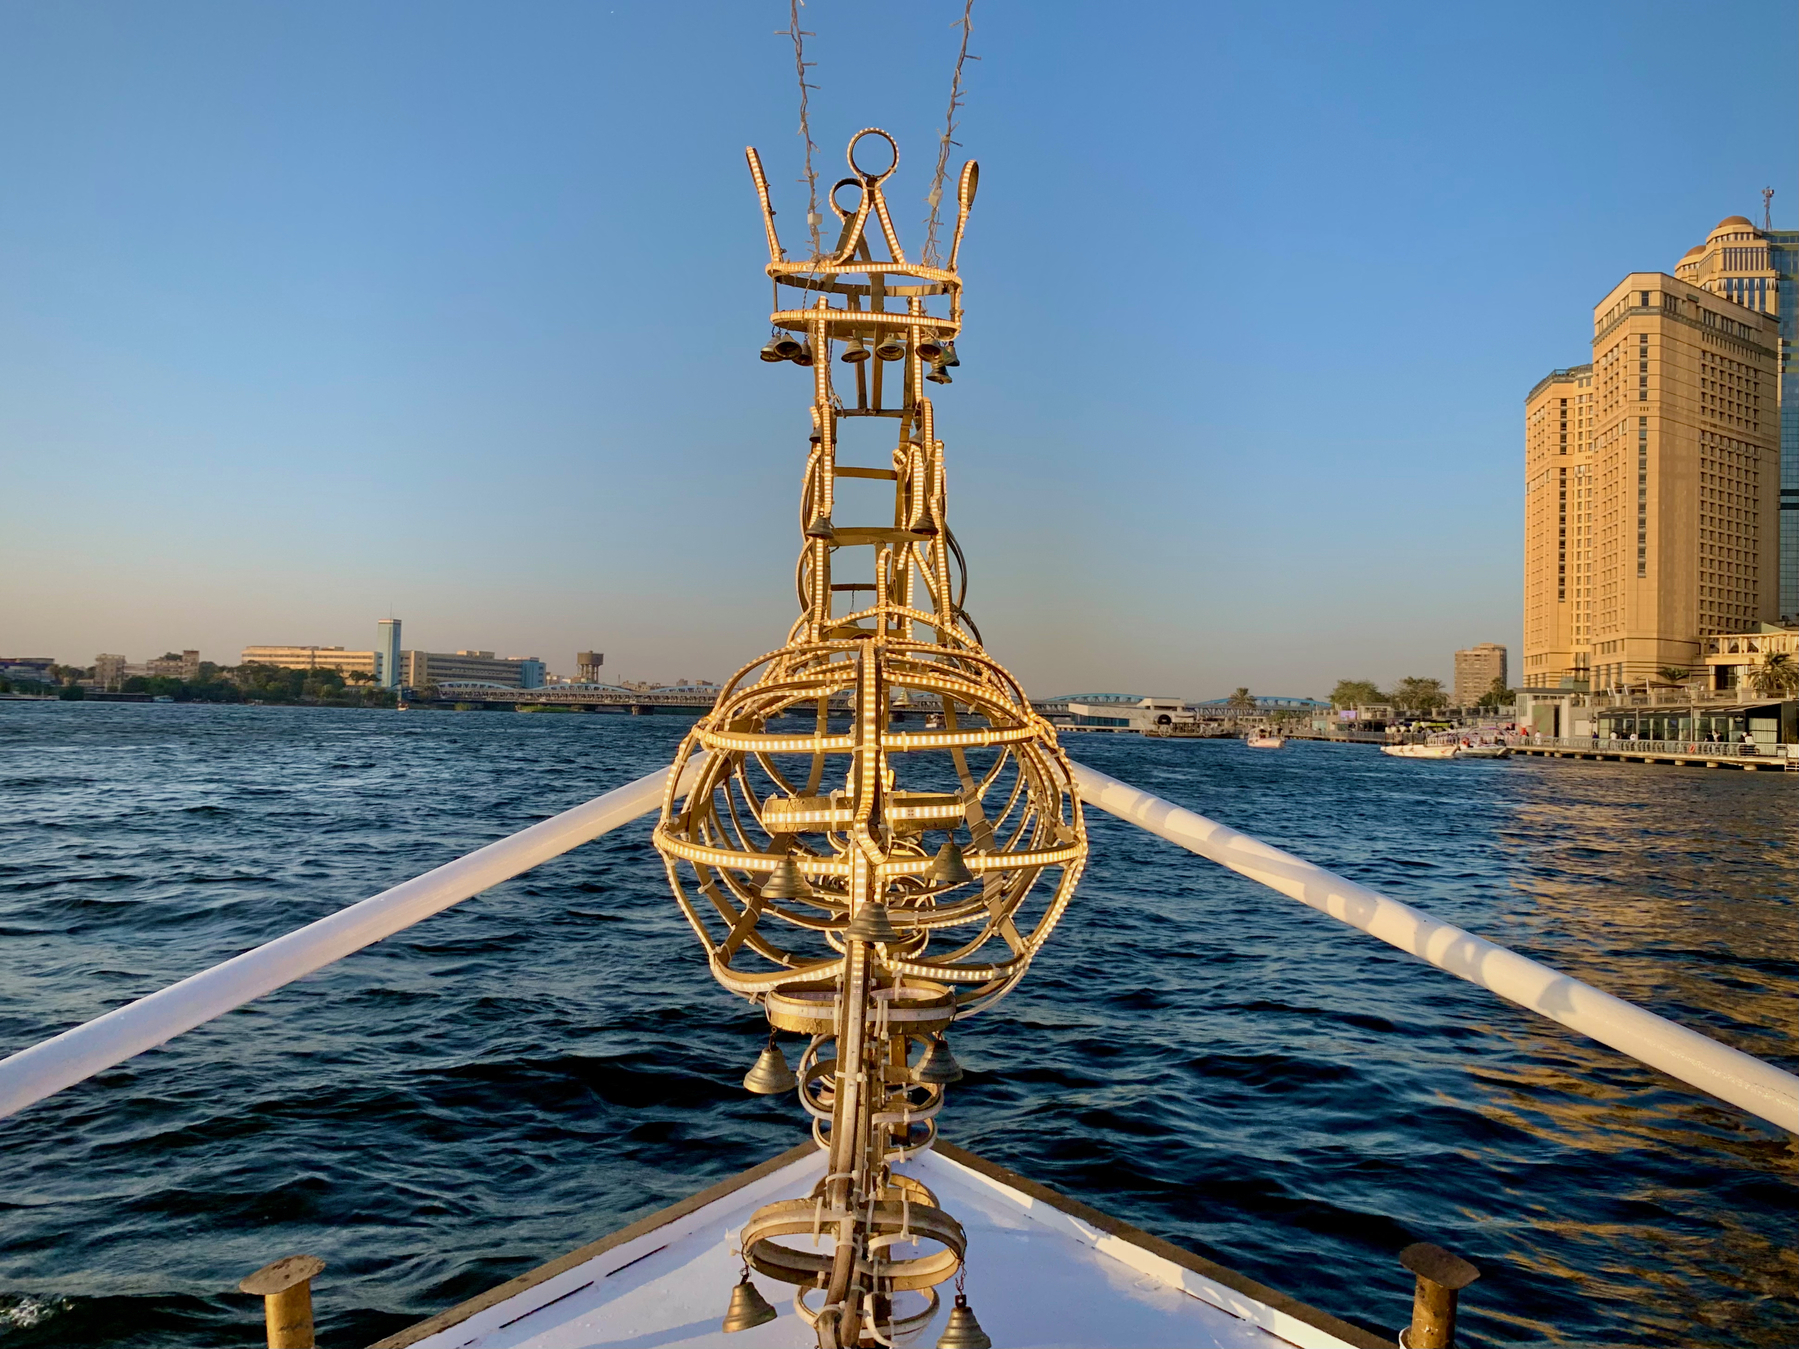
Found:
[1068,760,1798,1136]
[0,759,699,1121]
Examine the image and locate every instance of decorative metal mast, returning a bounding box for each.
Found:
[653,129,1088,1349]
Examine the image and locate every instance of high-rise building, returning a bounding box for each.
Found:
[1453,643,1508,705]
[1674,218,1799,620]
[377,619,403,689]
[1524,366,1595,684]
[94,654,127,689]
[1523,217,1783,692]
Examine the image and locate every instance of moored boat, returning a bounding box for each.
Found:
[1381,743,1459,759]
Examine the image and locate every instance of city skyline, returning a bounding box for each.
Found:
[3,2,1795,695]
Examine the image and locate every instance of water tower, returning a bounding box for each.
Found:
[576,652,603,683]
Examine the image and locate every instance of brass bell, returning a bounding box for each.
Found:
[925,361,953,385]
[914,1035,964,1085]
[874,331,907,361]
[759,337,786,363]
[804,513,836,541]
[762,853,815,900]
[915,330,946,362]
[769,332,803,361]
[843,901,901,944]
[721,1275,778,1332]
[938,339,959,367]
[936,1294,991,1349]
[841,335,871,363]
[743,1035,798,1095]
[793,339,815,367]
[928,838,974,887]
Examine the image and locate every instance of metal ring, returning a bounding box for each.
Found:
[829,177,863,221]
[848,128,898,184]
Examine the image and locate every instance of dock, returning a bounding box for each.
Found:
[1510,737,1796,771]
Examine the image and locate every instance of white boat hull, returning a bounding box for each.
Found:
[1245,737,1285,749]
[1380,744,1458,759]
[378,1143,1380,1349]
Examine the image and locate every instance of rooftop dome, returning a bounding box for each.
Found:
[1681,245,1703,257]
[1712,215,1755,232]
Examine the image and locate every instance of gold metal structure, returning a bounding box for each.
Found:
[652,129,1089,1348]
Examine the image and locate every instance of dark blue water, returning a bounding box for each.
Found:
[0,704,1793,1348]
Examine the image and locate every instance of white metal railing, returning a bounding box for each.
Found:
[1523,736,1787,758]
[0,754,1793,1137]
[1067,762,1798,1134]
[0,758,702,1120]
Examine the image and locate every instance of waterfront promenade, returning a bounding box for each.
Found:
[1511,736,1797,771]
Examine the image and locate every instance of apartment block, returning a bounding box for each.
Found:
[145,650,201,681]
[1453,643,1508,705]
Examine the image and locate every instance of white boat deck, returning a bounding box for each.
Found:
[375,1143,1387,1349]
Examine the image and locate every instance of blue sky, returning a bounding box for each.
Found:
[2,1,1794,697]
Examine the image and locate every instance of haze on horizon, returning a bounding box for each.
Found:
[3,1,1794,698]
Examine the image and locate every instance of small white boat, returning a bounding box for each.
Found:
[1245,734,1285,749]
[1457,744,1511,759]
[1381,743,1459,759]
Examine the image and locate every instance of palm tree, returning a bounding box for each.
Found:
[1656,666,1690,686]
[1226,687,1257,711]
[1746,651,1799,699]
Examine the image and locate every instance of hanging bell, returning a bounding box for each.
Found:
[792,339,815,367]
[759,336,787,363]
[936,1294,992,1349]
[762,853,815,900]
[914,1035,964,1085]
[874,331,907,361]
[915,330,946,362]
[938,339,959,368]
[743,1037,798,1095]
[928,838,975,887]
[769,332,804,361]
[721,1275,779,1332]
[925,361,953,385]
[841,335,871,363]
[843,901,902,944]
[804,513,836,541]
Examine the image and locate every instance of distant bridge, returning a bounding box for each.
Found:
[412,682,1060,718]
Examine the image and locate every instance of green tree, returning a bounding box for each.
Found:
[1656,666,1690,686]
[1746,651,1799,699]
[1226,687,1257,711]
[1391,676,1448,713]
[1330,679,1383,709]
[1475,675,1515,708]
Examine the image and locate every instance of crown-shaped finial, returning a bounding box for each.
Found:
[746,130,977,388]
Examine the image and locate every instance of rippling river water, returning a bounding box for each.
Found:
[0,703,1793,1347]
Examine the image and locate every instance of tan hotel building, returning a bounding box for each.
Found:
[1523,216,1784,692]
